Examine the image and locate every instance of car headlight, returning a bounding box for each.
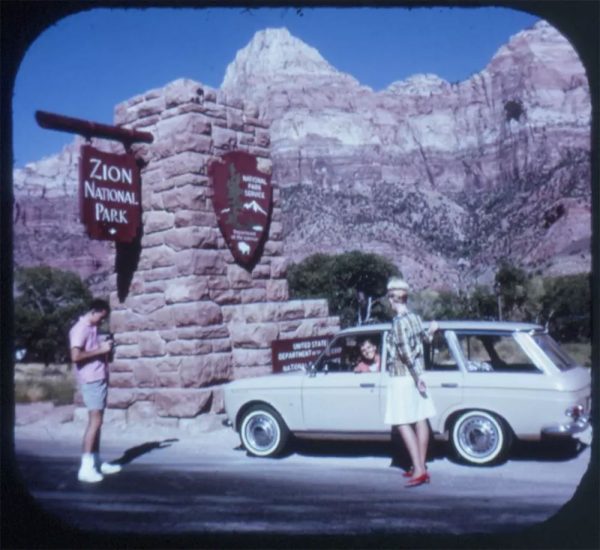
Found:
[565,404,585,419]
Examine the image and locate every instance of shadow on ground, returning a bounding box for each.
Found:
[289,437,587,467]
[112,439,179,466]
[288,438,444,471]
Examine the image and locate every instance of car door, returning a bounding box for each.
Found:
[421,330,465,432]
[453,330,547,434]
[301,332,384,432]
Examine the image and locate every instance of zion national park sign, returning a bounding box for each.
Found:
[79,144,141,243]
[209,151,273,268]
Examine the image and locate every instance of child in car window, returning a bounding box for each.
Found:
[354,337,381,373]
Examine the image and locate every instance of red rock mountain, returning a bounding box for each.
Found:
[13,21,591,292]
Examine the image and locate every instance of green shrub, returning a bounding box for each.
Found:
[288,255,590,347]
[542,274,591,342]
[14,266,94,365]
[288,251,399,327]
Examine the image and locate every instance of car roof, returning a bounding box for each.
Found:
[340,320,544,334]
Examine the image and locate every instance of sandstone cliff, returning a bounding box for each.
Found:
[13,138,117,293]
[221,21,591,289]
[13,20,591,292]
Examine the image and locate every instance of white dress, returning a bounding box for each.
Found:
[384,375,436,425]
[384,312,436,425]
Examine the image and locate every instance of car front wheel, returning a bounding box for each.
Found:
[450,410,512,465]
[239,405,290,457]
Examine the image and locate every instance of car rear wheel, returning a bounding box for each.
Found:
[239,405,290,457]
[451,410,512,465]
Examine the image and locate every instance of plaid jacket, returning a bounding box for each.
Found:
[386,311,430,377]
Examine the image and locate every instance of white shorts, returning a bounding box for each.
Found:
[384,376,436,425]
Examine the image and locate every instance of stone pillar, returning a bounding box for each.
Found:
[106,79,338,426]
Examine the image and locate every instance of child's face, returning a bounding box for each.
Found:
[360,341,377,361]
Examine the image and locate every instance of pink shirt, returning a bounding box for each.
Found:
[354,354,381,373]
[69,315,107,383]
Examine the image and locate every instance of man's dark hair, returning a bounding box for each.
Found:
[90,298,110,314]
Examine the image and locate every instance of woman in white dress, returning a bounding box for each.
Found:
[385,277,438,487]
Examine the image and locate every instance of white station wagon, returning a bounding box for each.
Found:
[223,321,591,465]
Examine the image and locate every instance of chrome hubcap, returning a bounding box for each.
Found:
[458,416,500,458]
[245,414,279,452]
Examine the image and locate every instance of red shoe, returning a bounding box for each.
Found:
[402,466,427,478]
[405,472,430,488]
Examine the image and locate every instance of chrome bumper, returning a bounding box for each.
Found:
[542,415,590,437]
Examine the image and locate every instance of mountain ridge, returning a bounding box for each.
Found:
[13,19,591,292]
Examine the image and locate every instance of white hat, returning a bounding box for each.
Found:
[387,277,410,292]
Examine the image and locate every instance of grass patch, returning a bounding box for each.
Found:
[14,363,75,405]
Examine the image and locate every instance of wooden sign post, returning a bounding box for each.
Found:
[35,110,153,242]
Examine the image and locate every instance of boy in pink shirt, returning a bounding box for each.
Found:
[69,299,121,483]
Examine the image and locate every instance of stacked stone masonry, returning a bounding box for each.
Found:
[106,79,339,425]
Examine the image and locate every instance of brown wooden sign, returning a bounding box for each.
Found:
[79,145,141,242]
[209,151,272,268]
[271,336,332,373]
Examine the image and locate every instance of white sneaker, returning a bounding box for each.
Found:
[100,462,122,475]
[78,466,104,483]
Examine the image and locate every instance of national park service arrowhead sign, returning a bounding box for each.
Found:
[209,151,273,268]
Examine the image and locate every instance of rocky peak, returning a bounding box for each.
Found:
[222,27,357,89]
[221,27,367,122]
[487,20,587,88]
[493,20,577,62]
[384,73,450,96]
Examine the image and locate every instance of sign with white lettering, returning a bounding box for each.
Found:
[271,336,333,374]
[79,145,141,242]
[209,151,272,268]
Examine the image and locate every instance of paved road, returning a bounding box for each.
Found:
[7,422,597,547]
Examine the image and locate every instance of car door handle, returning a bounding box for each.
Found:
[360,383,376,388]
[441,383,459,388]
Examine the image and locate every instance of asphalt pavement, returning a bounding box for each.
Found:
[5,413,599,549]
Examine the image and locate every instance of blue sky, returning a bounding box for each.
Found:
[12,6,540,168]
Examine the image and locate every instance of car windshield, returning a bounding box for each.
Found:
[531,332,580,371]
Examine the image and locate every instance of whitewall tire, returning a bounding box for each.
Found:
[451,410,512,465]
[239,405,290,457]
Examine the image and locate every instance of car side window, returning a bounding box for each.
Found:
[315,336,352,372]
[316,334,381,373]
[457,333,541,373]
[425,332,459,371]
